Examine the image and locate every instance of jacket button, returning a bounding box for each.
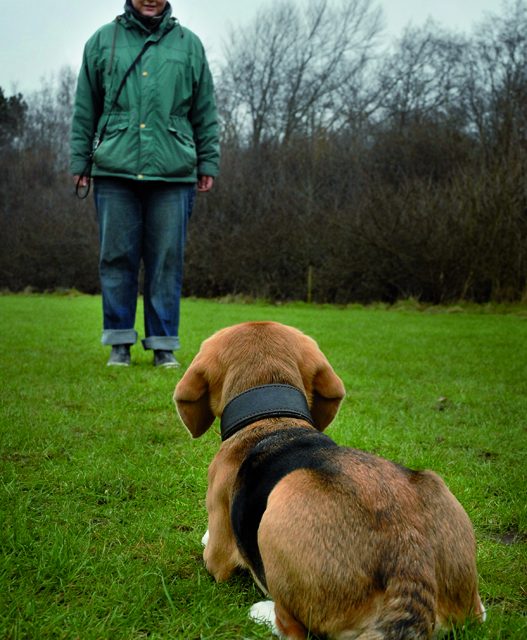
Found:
[142,71,148,77]
[140,123,146,129]
[137,174,144,180]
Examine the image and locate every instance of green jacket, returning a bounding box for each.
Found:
[70,7,219,182]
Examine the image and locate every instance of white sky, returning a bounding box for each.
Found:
[0,0,507,95]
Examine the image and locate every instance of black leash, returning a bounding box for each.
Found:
[75,22,173,199]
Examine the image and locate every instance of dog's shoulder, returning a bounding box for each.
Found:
[231,427,339,586]
[236,427,339,496]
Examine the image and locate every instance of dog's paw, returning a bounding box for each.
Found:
[479,598,487,623]
[249,600,281,637]
[201,530,209,547]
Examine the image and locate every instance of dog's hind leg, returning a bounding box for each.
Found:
[250,600,308,639]
[274,602,309,639]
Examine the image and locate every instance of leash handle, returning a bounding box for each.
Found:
[75,155,94,199]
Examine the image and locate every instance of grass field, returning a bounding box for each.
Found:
[1,294,526,639]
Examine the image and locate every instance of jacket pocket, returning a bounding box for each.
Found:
[165,115,197,177]
[93,114,132,173]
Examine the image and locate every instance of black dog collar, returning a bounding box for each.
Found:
[220,384,314,441]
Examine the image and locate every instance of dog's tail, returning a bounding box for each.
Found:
[338,543,437,640]
[338,580,436,640]
[373,575,436,639]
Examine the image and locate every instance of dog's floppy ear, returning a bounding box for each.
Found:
[310,359,346,431]
[174,362,215,438]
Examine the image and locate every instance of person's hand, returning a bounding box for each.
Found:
[197,175,214,192]
[74,175,89,188]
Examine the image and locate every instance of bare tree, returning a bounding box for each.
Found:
[220,0,382,146]
[374,23,468,131]
[25,66,77,169]
[462,0,527,161]
[0,88,27,150]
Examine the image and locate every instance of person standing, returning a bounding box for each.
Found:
[70,0,219,367]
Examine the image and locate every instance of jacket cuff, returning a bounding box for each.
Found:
[70,159,91,175]
[197,161,219,178]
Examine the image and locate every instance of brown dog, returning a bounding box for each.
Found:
[174,321,485,639]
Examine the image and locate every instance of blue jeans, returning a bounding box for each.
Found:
[93,178,195,351]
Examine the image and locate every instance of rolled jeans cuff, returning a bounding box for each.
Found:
[142,336,180,351]
[101,329,138,346]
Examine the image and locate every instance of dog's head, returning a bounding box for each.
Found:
[174,321,346,438]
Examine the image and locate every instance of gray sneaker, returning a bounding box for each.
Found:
[107,344,131,367]
[154,350,180,368]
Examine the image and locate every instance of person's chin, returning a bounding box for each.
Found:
[140,7,158,16]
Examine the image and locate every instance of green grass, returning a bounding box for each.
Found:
[1,294,526,639]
